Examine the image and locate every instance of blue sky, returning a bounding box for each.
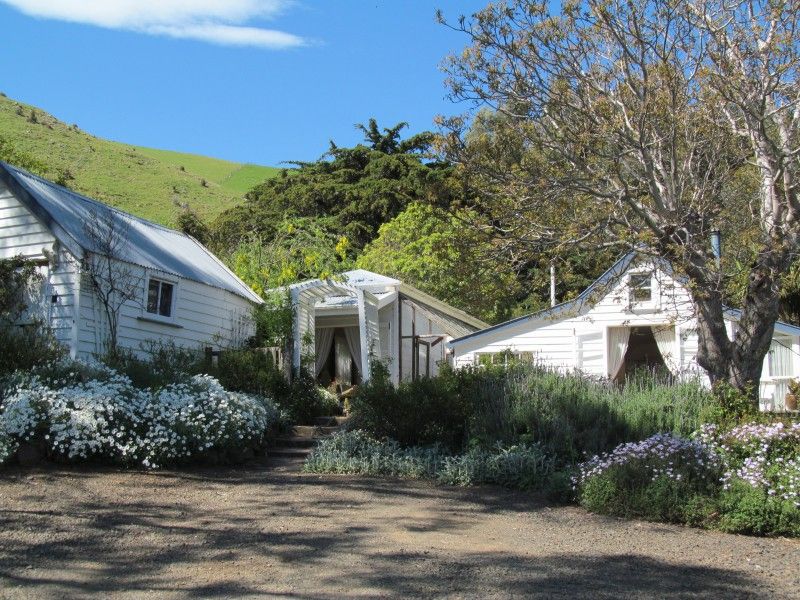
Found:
[0,1,488,166]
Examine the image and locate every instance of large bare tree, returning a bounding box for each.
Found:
[439,0,800,398]
[82,209,143,357]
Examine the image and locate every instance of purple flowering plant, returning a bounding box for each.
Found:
[697,422,800,508]
[574,432,722,489]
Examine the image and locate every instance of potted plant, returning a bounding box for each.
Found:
[785,379,799,411]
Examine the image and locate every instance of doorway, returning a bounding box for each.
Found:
[614,326,669,382]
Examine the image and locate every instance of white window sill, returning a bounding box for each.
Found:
[137,315,183,329]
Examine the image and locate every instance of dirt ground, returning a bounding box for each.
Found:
[0,461,798,599]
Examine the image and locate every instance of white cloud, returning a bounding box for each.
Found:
[0,0,307,49]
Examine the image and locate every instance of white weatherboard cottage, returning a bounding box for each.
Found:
[287,270,487,386]
[0,162,263,358]
[449,252,800,411]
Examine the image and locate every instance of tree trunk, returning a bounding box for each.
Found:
[690,253,787,404]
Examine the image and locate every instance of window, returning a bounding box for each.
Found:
[146,278,174,317]
[475,350,535,367]
[768,336,793,378]
[629,273,652,303]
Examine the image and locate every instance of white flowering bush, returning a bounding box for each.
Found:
[0,359,281,468]
[697,422,800,506]
[696,422,800,535]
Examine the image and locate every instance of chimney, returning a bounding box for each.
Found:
[550,262,557,307]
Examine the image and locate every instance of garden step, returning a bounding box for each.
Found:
[273,436,317,448]
[268,446,313,459]
[314,415,350,427]
[291,425,338,438]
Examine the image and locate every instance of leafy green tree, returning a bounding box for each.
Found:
[211,120,457,253]
[174,204,211,246]
[440,0,800,397]
[357,203,521,323]
[229,216,353,295]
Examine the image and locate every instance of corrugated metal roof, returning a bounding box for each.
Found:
[0,162,262,304]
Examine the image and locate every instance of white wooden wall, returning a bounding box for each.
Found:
[0,181,56,260]
[1,183,80,354]
[454,264,696,372]
[452,261,800,407]
[2,181,258,359]
[77,264,256,358]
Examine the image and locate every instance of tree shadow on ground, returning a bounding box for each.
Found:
[0,465,787,598]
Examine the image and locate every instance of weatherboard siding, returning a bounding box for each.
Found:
[452,262,800,407]
[75,263,256,359]
[0,181,56,260]
[453,264,712,379]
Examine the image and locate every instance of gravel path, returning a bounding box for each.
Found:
[0,462,798,599]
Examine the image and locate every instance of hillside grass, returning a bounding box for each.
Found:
[0,94,280,225]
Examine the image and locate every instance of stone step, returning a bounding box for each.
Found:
[264,456,306,472]
[291,425,339,438]
[269,446,313,459]
[314,415,350,427]
[273,436,317,448]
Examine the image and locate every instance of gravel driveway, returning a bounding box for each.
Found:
[0,462,798,599]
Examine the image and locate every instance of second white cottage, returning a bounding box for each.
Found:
[448,252,800,411]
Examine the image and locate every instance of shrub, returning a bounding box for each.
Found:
[702,381,760,426]
[0,326,66,383]
[437,443,555,489]
[304,429,556,489]
[450,364,712,461]
[304,429,445,478]
[575,433,723,523]
[284,370,340,424]
[348,363,470,451]
[102,341,205,389]
[0,359,280,468]
[715,481,800,537]
[208,350,337,425]
[696,421,800,534]
[0,255,67,381]
[212,348,288,398]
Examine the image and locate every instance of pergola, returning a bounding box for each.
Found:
[289,278,381,382]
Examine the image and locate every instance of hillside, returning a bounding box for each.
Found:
[0,94,280,225]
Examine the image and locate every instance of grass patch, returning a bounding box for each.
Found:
[0,94,280,226]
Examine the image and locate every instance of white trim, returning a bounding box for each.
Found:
[143,272,179,325]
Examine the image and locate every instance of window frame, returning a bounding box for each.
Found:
[628,272,653,303]
[766,334,794,379]
[143,274,178,323]
[474,350,536,368]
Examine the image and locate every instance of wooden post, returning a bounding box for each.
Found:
[356,289,371,383]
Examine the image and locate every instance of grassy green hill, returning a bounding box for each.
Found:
[0,94,280,226]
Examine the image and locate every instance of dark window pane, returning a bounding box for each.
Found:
[630,274,652,302]
[147,280,160,314]
[159,282,173,317]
